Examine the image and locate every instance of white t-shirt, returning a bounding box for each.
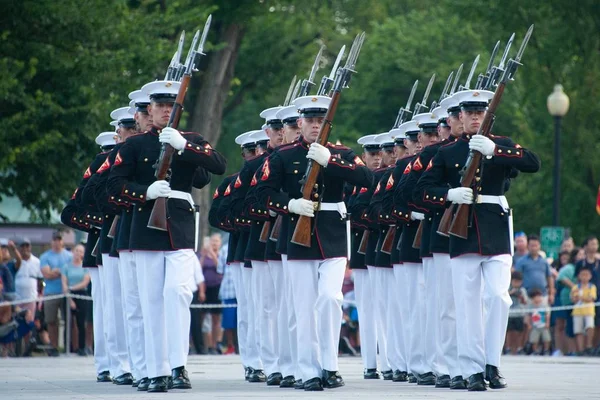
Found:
[14,255,42,301]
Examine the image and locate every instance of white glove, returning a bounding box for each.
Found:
[411,212,425,221]
[306,143,331,167]
[469,134,496,156]
[146,180,171,200]
[159,127,187,151]
[288,198,315,217]
[269,210,277,217]
[446,187,474,205]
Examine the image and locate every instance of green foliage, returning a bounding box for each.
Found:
[1,0,598,241]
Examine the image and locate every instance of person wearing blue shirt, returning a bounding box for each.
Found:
[515,235,555,304]
[39,231,72,353]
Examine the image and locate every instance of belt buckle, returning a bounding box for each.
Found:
[476,194,483,204]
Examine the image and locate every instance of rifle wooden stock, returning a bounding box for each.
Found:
[259,220,271,243]
[269,215,282,242]
[437,205,454,237]
[290,90,341,247]
[357,230,369,255]
[448,83,506,239]
[148,74,190,231]
[381,226,396,254]
[412,221,423,249]
[107,215,120,239]
[91,237,99,257]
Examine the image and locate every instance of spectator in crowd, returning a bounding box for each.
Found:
[560,237,575,254]
[0,276,34,356]
[570,267,597,355]
[14,239,41,317]
[0,239,20,300]
[505,271,528,355]
[39,231,72,355]
[339,266,358,356]
[198,234,223,355]
[525,288,552,355]
[190,255,206,354]
[515,234,555,304]
[574,236,600,351]
[553,250,578,356]
[217,238,236,355]
[513,232,528,267]
[61,244,90,356]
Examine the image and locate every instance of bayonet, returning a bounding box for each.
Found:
[487,33,516,89]
[291,80,302,100]
[283,75,297,106]
[317,45,345,95]
[413,73,435,116]
[439,70,454,102]
[498,32,515,70]
[165,51,178,80]
[197,14,212,57]
[449,64,463,95]
[515,24,534,62]
[406,79,418,111]
[486,41,500,74]
[182,30,200,76]
[165,31,185,80]
[476,40,500,89]
[299,46,324,96]
[341,32,366,88]
[393,80,418,128]
[503,24,534,82]
[460,54,480,90]
[329,45,345,80]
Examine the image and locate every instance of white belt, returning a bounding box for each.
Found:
[168,190,199,252]
[476,195,514,256]
[317,202,350,259]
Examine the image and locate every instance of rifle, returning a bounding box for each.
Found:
[412,220,423,249]
[107,215,119,239]
[380,225,396,254]
[458,54,480,91]
[269,215,283,242]
[291,32,365,247]
[412,73,435,117]
[299,46,324,97]
[444,25,533,240]
[317,45,345,96]
[475,41,500,90]
[357,230,369,255]
[147,16,212,231]
[259,220,271,243]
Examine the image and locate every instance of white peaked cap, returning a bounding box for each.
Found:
[249,129,269,142]
[95,131,117,147]
[374,132,394,145]
[109,106,135,122]
[259,106,284,121]
[357,134,379,147]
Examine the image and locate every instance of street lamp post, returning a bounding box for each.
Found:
[547,84,570,226]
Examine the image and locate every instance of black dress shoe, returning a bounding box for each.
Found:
[113,372,134,385]
[450,375,467,390]
[467,373,487,391]
[279,375,296,388]
[303,377,324,391]
[435,374,451,388]
[382,369,394,380]
[485,364,507,389]
[392,370,408,382]
[96,371,112,383]
[364,368,380,379]
[167,375,173,389]
[294,379,304,389]
[408,373,417,383]
[137,377,151,391]
[248,369,266,383]
[148,376,169,393]
[171,367,192,389]
[322,370,345,389]
[266,372,283,386]
[244,367,251,381]
[132,378,140,388]
[417,372,436,385]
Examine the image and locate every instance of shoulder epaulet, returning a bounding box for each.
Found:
[440,140,457,149]
[327,141,350,150]
[279,142,301,152]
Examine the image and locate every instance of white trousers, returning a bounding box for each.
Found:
[118,251,146,380]
[134,250,195,378]
[451,254,512,377]
[434,253,460,378]
[405,262,427,375]
[253,260,279,375]
[101,255,130,377]
[241,264,262,369]
[352,269,377,370]
[230,262,249,367]
[392,264,408,372]
[423,257,446,376]
[87,268,109,375]
[281,255,298,378]
[379,268,397,372]
[270,260,294,378]
[367,266,391,372]
[287,257,346,382]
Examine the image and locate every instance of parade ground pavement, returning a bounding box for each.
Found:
[1,355,599,399]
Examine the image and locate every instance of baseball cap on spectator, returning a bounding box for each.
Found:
[0,238,8,247]
[19,238,31,246]
[514,231,526,239]
[52,231,63,240]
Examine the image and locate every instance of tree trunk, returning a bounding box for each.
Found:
[190,22,244,243]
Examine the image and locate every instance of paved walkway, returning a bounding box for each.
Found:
[1,355,599,399]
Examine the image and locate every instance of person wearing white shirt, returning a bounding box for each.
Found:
[14,239,41,316]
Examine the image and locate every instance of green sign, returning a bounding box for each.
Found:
[540,226,565,260]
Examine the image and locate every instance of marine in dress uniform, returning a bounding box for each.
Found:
[107,80,226,392]
[60,131,115,383]
[364,132,397,381]
[254,95,373,391]
[210,131,257,381]
[392,119,432,384]
[378,128,411,383]
[415,90,540,391]
[348,135,382,379]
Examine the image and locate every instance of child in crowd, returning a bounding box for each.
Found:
[526,288,551,355]
[570,267,597,355]
[505,271,528,354]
